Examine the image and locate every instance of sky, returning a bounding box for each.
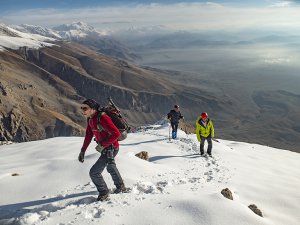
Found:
[0,122,299,225]
[1,0,300,33]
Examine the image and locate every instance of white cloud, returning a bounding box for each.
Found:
[270,1,293,7]
[1,2,300,32]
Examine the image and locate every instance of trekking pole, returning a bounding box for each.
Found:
[212,138,220,143]
[168,122,171,141]
[108,97,120,112]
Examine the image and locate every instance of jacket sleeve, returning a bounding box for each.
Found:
[100,114,121,148]
[195,117,201,142]
[210,121,215,138]
[167,111,171,119]
[179,112,183,119]
[81,123,93,152]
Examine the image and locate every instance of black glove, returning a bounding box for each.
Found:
[78,151,85,163]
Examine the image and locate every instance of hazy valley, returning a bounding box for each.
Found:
[128,33,300,152]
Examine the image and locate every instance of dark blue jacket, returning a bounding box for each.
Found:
[167,110,183,124]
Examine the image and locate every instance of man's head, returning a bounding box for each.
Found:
[201,112,208,121]
[80,99,99,118]
[174,104,180,111]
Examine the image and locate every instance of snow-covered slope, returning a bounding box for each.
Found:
[10,24,62,39]
[0,123,299,225]
[0,23,55,51]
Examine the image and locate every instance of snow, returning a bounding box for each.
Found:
[9,22,110,43]
[0,123,299,225]
[52,22,108,40]
[0,23,55,50]
[11,24,62,39]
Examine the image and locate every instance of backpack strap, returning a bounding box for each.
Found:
[96,112,112,146]
[97,112,109,133]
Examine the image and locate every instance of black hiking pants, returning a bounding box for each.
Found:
[200,136,212,155]
[89,146,123,195]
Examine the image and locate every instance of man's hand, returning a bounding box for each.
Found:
[78,151,85,163]
[95,144,105,153]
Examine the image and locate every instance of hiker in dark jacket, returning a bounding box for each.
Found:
[78,99,126,201]
[167,104,184,139]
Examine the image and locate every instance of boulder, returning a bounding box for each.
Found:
[248,204,263,217]
[221,188,233,200]
[135,151,149,161]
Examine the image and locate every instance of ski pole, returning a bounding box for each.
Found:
[212,138,219,143]
[169,123,171,141]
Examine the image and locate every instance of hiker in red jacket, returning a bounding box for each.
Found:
[78,99,126,201]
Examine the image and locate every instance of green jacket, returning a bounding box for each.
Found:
[196,116,214,141]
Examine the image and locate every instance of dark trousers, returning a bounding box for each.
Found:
[171,122,178,132]
[171,122,179,139]
[200,136,212,155]
[89,147,123,195]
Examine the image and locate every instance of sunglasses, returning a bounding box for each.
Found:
[80,106,90,111]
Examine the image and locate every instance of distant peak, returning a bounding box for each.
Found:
[72,21,88,26]
[53,22,95,32]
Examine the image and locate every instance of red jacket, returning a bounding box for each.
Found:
[81,112,120,152]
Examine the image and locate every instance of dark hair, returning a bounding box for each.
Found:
[174,104,179,109]
[82,99,100,110]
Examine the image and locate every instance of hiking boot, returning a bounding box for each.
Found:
[97,192,109,201]
[207,153,212,157]
[200,152,204,156]
[114,183,127,194]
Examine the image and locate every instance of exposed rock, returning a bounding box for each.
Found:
[248,204,263,217]
[0,141,13,145]
[0,82,7,96]
[135,151,149,161]
[179,121,194,134]
[11,173,20,176]
[221,188,233,200]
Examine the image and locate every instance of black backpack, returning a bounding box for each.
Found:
[97,98,130,141]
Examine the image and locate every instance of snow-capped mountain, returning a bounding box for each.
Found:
[10,24,62,39]
[10,22,107,41]
[0,23,20,37]
[52,21,108,40]
[0,123,299,225]
[9,21,138,61]
[0,23,55,51]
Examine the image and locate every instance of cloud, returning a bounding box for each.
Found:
[270,1,293,7]
[270,0,300,7]
[1,2,300,33]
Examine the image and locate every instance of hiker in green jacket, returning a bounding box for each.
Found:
[196,112,214,156]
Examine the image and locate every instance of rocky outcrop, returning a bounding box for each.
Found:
[221,188,233,200]
[248,204,263,217]
[135,151,149,161]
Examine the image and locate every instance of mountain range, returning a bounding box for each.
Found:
[1,22,300,153]
[0,22,229,142]
[11,22,138,61]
